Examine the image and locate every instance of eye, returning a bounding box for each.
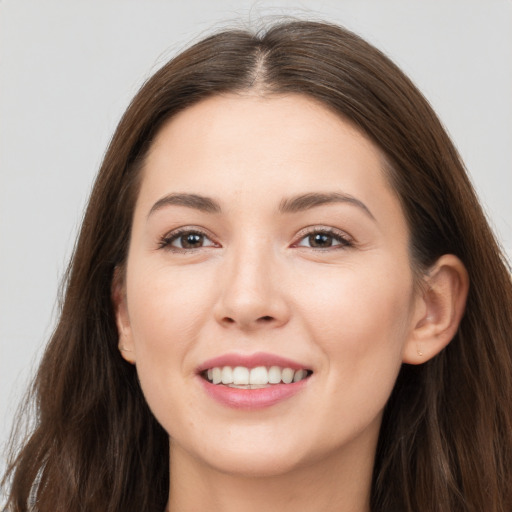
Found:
[295,228,352,249]
[159,229,217,251]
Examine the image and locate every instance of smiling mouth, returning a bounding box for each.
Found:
[201,365,313,389]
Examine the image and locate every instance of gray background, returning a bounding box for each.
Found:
[1,0,511,470]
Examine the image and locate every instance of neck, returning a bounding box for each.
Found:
[166,435,376,512]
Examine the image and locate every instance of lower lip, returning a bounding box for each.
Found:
[199,377,309,409]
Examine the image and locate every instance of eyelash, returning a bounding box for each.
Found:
[158,226,353,252]
[157,227,218,252]
[293,227,353,250]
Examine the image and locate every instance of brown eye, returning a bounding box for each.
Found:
[178,233,205,248]
[296,229,352,249]
[308,233,334,248]
[160,230,217,251]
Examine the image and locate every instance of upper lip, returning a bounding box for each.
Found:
[197,352,311,373]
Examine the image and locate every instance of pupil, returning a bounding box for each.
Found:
[182,233,203,248]
[310,233,332,247]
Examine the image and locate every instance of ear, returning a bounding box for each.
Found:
[403,254,469,365]
[111,266,136,364]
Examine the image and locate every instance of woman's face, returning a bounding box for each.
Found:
[116,93,424,477]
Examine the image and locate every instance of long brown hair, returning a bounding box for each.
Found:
[3,20,511,512]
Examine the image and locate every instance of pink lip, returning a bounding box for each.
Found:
[197,352,310,373]
[199,378,310,410]
[196,352,312,410]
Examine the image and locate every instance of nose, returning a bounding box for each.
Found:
[213,240,291,331]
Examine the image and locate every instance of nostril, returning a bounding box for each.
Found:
[219,315,279,328]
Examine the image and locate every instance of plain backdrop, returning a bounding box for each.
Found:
[1,0,511,467]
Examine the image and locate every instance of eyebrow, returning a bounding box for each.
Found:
[148,193,221,217]
[147,191,374,220]
[278,192,375,220]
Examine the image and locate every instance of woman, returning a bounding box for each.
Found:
[2,20,511,512]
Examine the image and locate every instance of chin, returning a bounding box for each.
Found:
[205,450,307,478]
[173,431,313,479]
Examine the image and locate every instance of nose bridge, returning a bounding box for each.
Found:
[215,232,289,329]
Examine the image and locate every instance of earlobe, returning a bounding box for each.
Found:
[111,267,136,365]
[119,345,136,364]
[403,254,469,365]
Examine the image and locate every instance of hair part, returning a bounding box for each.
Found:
[3,20,512,512]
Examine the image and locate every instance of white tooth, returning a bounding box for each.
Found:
[268,366,282,384]
[207,368,213,381]
[233,366,249,385]
[221,366,233,384]
[212,367,222,384]
[282,368,294,384]
[293,369,305,382]
[249,366,268,385]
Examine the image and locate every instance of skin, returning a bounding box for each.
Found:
[114,93,468,512]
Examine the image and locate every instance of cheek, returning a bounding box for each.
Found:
[126,262,212,352]
[123,262,215,427]
[296,263,414,415]
[299,261,413,344]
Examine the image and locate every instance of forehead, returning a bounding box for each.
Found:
[137,93,402,224]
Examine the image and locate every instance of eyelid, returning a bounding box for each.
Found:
[292,225,354,249]
[158,226,220,251]
[157,225,353,252]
